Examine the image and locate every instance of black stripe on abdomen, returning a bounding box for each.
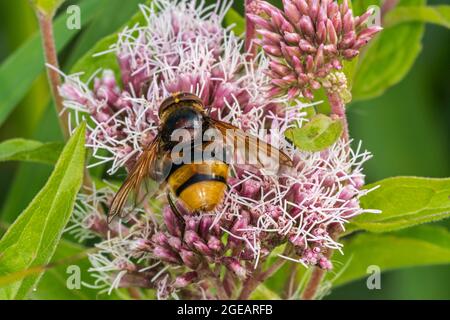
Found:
[175,174,227,196]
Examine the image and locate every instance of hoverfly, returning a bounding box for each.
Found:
[108,92,292,224]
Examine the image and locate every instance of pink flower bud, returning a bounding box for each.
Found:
[168,236,182,251]
[350,176,365,189]
[319,257,333,269]
[173,272,198,288]
[262,45,282,57]
[317,4,327,25]
[285,45,303,58]
[292,56,304,74]
[207,236,223,252]
[323,44,337,54]
[327,1,339,18]
[314,44,324,68]
[287,87,301,99]
[309,0,319,21]
[341,0,349,16]
[153,246,181,264]
[132,238,152,251]
[339,185,356,201]
[193,240,213,256]
[355,9,374,28]
[302,88,314,100]
[305,55,314,72]
[284,32,301,44]
[284,2,301,24]
[223,257,247,280]
[357,26,382,41]
[343,49,359,59]
[332,12,342,34]
[299,39,316,53]
[267,86,284,97]
[152,232,168,246]
[342,11,354,34]
[240,179,261,198]
[326,19,338,44]
[316,20,327,43]
[310,79,321,90]
[293,0,309,15]
[185,218,199,232]
[281,19,295,33]
[257,29,283,44]
[270,61,291,76]
[271,10,286,30]
[331,58,342,69]
[198,216,213,239]
[184,230,201,247]
[163,206,183,238]
[342,199,360,217]
[299,16,315,38]
[229,217,248,245]
[340,31,356,49]
[247,14,275,31]
[180,249,201,269]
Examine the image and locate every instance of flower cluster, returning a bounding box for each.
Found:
[61,0,379,299]
[248,0,381,99]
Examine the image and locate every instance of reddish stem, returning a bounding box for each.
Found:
[301,224,342,300]
[36,12,69,140]
[328,91,349,141]
[36,11,96,191]
[245,0,257,59]
[238,255,288,300]
[301,90,350,300]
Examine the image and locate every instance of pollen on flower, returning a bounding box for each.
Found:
[61,0,380,299]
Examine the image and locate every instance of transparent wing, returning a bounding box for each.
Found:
[108,135,170,223]
[207,118,293,170]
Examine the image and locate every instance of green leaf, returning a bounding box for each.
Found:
[1,105,63,224]
[0,239,118,300]
[0,139,63,165]
[328,225,450,287]
[285,114,343,152]
[384,5,450,29]
[347,176,450,234]
[30,240,110,300]
[0,123,86,299]
[70,7,149,82]
[29,0,65,16]
[224,7,245,35]
[352,0,426,101]
[0,0,105,127]
[65,0,144,68]
[250,284,282,300]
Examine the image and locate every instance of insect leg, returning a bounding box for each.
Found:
[167,192,186,234]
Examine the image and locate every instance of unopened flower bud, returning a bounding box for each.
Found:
[173,272,198,288]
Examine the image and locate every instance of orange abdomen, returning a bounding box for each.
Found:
[167,160,228,212]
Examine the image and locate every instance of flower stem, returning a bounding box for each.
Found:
[301,224,342,300]
[245,0,257,59]
[327,91,349,141]
[35,10,96,192]
[238,247,291,300]
[36,12,70,140]
[284,263,298,299]
[301,90,349,300]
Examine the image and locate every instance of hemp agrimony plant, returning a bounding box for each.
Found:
[60,0,380,299]
[0,0,449,301]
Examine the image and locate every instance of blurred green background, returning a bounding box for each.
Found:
[0,0,448,299]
